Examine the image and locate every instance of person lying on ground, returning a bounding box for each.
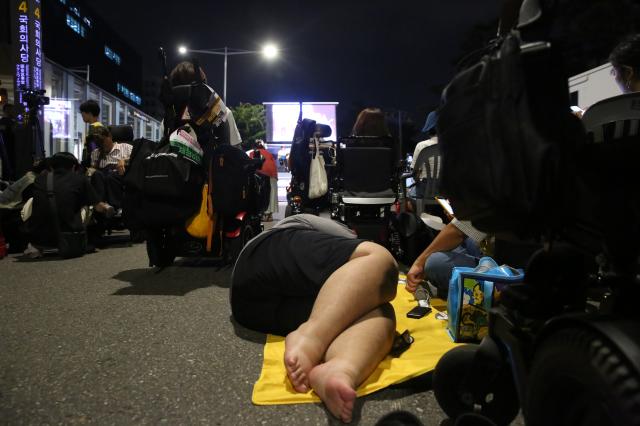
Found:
[230,214,398,423]
[0,158,50,253]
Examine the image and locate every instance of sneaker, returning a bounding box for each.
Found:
[23,243,43,259]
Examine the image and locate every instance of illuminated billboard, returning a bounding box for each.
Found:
[44,99,73,139]
[264,102,338,143]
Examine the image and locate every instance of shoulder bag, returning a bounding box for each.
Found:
[46,172,87,258]
[308,137,328,199]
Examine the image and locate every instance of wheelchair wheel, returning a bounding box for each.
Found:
[527,327,640,426]
[433,345,519,425]
[227,221,256,263]
[146,228,176,267]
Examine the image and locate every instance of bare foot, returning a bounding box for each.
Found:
[284,327,325,393]
[309,362,357,423]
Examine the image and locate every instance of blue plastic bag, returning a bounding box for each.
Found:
[447,257,524,342]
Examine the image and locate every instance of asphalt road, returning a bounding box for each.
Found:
[0,235,453,425]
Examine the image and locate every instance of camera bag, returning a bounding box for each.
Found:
[46,172,87,258]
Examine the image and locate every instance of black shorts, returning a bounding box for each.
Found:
[231,228,364,336]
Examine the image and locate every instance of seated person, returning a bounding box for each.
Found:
[231,214,398,423]
[406,219,486,299]
[609,33,640,94]
[88,126,132,211]
[0,158,50,252]
[351,107,390,138]
[248,139,278,222]
[26,152,113,258]
[409,110,438,200]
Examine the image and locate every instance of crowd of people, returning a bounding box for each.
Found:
[0,98,133,258]
[1,32,639,424]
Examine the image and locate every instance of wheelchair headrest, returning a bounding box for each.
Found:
[108,125,134,143]
[170,82,227,128]
[315,123,332,138]
[292,118,332,142]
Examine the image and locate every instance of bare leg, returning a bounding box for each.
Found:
[284,242,397,392]
[309,304,396,423]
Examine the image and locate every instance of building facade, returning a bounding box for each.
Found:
[1,0,161,161]
[44,0,143,108]
[43,59,161,159]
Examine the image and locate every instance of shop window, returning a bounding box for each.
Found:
[66,15,86,37]
[105,46,121,65]
[117,82,142,105]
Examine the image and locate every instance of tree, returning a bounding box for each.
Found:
[230,103,266,146]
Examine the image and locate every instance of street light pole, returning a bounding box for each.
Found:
[178,44,279,105]
[223,46,228,104]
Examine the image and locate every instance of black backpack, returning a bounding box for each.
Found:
[123,138,203,228]
[289,119,317,186]
[437,28,582,238]
[211,144,255,216]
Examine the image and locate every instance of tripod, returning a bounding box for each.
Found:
[25,107,45,163]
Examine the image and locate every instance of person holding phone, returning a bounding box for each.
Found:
[231,214,398,423]
[405,219,487,299]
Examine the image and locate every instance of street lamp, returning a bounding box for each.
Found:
[177,43,279,104]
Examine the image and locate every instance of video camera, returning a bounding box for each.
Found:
[18,85,50,110]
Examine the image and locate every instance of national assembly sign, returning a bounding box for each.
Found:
[10,0,46,171]
[10,0,44,117]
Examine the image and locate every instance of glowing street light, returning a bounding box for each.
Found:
[262,43,279,60]
[177,43,280,104]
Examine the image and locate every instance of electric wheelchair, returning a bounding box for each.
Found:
[430,1,640,425]
[330,135,402,248]
[126,51,268,267]
[285,118,336,217]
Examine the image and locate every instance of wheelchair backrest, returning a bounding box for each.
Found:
[340,146,395,194]
[413,143,441,199]
[108,125,134,144]
[574,92,640,270]
[582,93,640,144]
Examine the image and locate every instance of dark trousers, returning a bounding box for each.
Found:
[0,208,28,252]
[91,169,124,209]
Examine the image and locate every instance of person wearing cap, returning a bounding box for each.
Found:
[410,110,439,184]
[25,152,114,258]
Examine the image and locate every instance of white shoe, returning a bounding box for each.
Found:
[104,204,116,219]
[23,243,43,259]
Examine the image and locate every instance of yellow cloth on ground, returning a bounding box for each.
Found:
[251,275,460,405]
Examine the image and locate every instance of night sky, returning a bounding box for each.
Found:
[89,1,500,117]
